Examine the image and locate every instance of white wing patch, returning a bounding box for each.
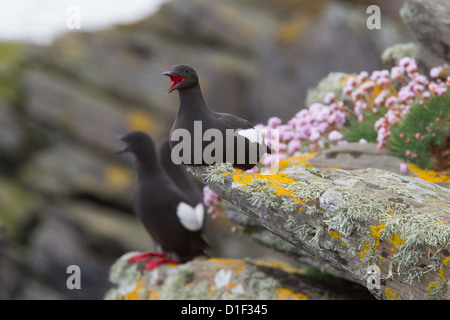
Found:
[237,127,264,144]
[176,202,204,231]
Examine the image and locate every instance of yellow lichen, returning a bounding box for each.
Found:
[443,257,450,266]
[104,165,134,190]
[149,292,159,300]
[126,110,155,132]
[278,153,316,171]
[390,233,404,250]
[231,170,305,204]
[427,281,444,295]
[235,267,244,274]
[208,258,245,266]
[254,260,301,274]
[360,223,385,263]
[439,268,447,283]
[407,164,450,183]
[275,288,308,300]
[385,288,400,300]
[328,230,343,240]
[125,279,143,300]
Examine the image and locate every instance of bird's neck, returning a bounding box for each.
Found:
[135,153,162,179]
[177,85,208,115]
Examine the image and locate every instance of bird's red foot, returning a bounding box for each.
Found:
[128,252,165,263]
[144,258,179,270]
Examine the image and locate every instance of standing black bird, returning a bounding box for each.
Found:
[116,131,208,270]
[162,64,271,171]
[158,138,203,204]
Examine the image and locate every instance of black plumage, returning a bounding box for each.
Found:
[162,64,271,170]
[158,137,203,204]
[117,131,207,269]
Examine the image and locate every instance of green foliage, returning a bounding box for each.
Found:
[0,42,24,103]
[341,110,380,143]
[387,92,450,169]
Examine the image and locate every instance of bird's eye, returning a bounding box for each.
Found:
[185,70,189,73]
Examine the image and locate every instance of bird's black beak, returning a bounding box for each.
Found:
[162,70,184,94]
[115,145,129,154]
[114,135,129,154]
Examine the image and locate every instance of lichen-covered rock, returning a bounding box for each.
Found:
[105,255,373,300]
[190,164,450,300]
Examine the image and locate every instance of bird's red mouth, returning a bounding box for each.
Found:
[167,75,184,93]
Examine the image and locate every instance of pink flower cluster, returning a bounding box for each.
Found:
[254,95,346,170]
[203,185,221,219]
[343,57,449,149]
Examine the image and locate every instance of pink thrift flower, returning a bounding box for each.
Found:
[405,150,411,157]
[412,84,424,93]
[359,138,368,144]
[399,57,413,68]
[309,128,321,142]
[413,74,428,85]
[430,66,442,78]
[415,132,421,139]
[203,186,220,206]
[328,130,343,141]
[268,116,282,128]
[385,96,397,107]
[390,66,404,79]
[360,81,375,91]
[343,85,353,95]
[422,91,431,99]
[354,100,365,116]
[287,139,301,154]
[399,163,408,173]
[324,92,335,104]
[406,61,418,74]
[435,86,447,96]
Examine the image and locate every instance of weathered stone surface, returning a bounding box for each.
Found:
[401,0,450,62]
[19,142,134,206]
[308,143,415,175]
[21,69,166,155]
[189,164,450,299]
[0,98,27,161]
[105,255,373,300]
[26,200,151,299]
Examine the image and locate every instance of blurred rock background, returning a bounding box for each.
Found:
[0,0,423,299]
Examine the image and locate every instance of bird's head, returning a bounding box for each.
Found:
[115,131,156,157]
[162,64,199,94]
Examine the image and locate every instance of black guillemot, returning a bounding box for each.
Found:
[116,131,208,270]
[162,64,271,171]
